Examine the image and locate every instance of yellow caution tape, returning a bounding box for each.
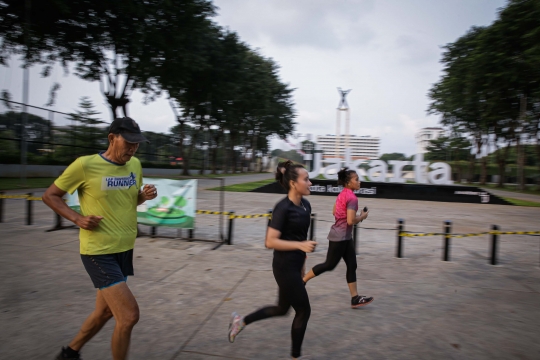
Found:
[400,230,540,238]
[492,230,540,236]
[229,214,271,219]
[27,196,43,201]
[196,210,233,215]
[196,209,271,219]
[0,194,31,199]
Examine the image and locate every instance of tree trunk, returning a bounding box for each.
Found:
[181,126,201,176]
[210,132,221,175]
[250,132,256,172]
[467,153,475,183]
[516,137,525,190]
[475,135,484,184]
[480,156,487,185]
[497,144,511,187]
[517,95,527,191]
[230,132,237,173]
[176,121,188,176]
[537,137,540,188]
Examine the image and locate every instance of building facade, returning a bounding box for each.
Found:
[415,127,445,154]
[316,134,380,160]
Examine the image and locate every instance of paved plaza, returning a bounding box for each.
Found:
[0,178,539,359]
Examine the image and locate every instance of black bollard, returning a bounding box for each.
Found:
[397,219,404,258]
[309,213,316,240]
[490,224,499,265]
[353,223,359,255]
[267,209,273,228]
[0,191,4,223]
[26,192,32,225]
[188,228,194,241]
[151,226,156,238]
[54,213,62,229]
[227,211,235,245]
[443,220,452,261]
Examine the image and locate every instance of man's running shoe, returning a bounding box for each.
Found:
[351,295,374,308]
[55,347,81,360]
[228,312,245,343]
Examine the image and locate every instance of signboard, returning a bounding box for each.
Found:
[251,179,511,205]
[64,178,197,228]
[137,178,196,229]
[307,147,452,185]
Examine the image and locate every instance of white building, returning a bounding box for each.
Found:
[316,134,380,160]
[415,127,445,154]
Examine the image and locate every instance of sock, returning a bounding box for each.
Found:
[64,346,79,358]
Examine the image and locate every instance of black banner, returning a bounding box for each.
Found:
[251,179,512,205]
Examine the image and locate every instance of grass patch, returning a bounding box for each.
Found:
[144,172,268,179]
[501,197,540,207]
[470,183,540,196]
[207,179,275,192]
[0,177,56,191]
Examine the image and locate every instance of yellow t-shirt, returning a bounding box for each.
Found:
[54,153,143,255]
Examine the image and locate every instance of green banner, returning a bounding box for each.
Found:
[64,178,197,229]
[136,178,196,229]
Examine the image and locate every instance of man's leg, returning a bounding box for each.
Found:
[99,282,139,360]
[68,289,114,351]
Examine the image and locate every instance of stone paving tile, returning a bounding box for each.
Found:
[1,185,540,359]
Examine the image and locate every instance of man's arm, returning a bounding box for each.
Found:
[42,184,103,230]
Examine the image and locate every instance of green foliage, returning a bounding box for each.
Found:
[207,178,275,192]
[270,149,303,163]
[424,136,471,161]
[379,153,408,162]
[427,0,540,186]
[0,1,296,172]
[0,177,56,190]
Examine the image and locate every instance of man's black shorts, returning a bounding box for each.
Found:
[81,249,134,289]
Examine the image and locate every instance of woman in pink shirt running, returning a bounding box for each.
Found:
[303,168,374,308]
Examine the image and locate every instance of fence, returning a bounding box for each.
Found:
[0,99,254,173]
[1,192,538,265]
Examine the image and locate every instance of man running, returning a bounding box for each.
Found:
[42,117,157,360]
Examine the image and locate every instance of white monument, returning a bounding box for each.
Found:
[335,88,352,158]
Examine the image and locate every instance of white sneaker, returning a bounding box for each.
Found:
[228,312,245,343]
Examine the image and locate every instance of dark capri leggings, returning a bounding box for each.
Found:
[312,239,357,283]
[244,255,311,358]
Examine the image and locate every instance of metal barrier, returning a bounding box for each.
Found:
[2,193,538,263]
[0,194,279,248]
[397,219,540,265]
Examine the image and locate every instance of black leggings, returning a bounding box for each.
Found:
[312,239,357,283]
[244,255,311,358]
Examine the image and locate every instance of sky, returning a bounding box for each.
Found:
[0,0,508,156]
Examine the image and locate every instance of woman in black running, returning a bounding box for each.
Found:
[303,168,374,308]
[228,160,317,360]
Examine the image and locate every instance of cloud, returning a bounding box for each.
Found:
[394,35,439,65]
[214,0,376,50]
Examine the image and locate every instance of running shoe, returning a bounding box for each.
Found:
[351,295,374,308]
[55,347,81,360]
[228,312,245,343]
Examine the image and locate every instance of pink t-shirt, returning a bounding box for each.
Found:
[327,188,358,241]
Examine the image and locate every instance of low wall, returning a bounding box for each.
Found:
[251,179,512,205]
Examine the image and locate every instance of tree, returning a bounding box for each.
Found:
[66,96,107,153]
[0,0,217,118]
[379,153,407,162]
[168,30,296,175]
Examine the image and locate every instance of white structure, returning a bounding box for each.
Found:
[415,127,445,154]
[316,134,380,159]
[335,88,352,154]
